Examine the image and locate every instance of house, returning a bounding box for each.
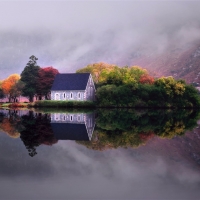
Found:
[51,73,95,101]
[50,112,95,141]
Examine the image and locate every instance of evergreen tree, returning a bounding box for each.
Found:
[20,55,40,102]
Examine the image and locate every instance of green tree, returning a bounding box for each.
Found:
[0,88,4,99]
[0,81,5,99]
[155,76,185,97]
[20,55,40,102]
[10,80,25,102]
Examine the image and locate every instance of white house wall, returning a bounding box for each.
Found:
[85,75,96,101]
[51,91,85,101]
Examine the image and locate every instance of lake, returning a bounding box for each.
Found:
[0,108,200,200]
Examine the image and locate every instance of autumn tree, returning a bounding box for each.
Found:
[1,74,21,102]
[77,63,147,87]
[155,76,185,97]
[98,66,145,86]
[20,55,40,102]
[139,74,155,84]
[129,66,148,82]
[36,66,59,100]
[76,62,115,84]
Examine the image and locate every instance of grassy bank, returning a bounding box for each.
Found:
[31,100,96,108]
[1,99,200,109]
[0,102,32,108]
[0,100,96,108]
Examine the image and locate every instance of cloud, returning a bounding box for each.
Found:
[0,1,200,79]
[0,133,200,199]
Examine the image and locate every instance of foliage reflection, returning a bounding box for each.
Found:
[78,109,200,150]
[0,109,200,156]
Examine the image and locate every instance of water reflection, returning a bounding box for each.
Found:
[80,109,200,150]
[0,108,199,157]
[51,112,95,141]
[0,108,200,199]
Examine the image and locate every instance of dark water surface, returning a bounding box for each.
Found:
[0,108,200,200]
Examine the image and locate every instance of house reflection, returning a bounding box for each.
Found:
[51,112,95,141]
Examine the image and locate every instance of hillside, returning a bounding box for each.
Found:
[131,43,200,85]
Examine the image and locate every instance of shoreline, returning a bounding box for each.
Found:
[0,101,200,109]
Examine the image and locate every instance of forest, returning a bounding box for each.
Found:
[0,56,200,108]
[77,63,200,108]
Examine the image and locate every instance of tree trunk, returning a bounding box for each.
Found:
[29,96,34,102]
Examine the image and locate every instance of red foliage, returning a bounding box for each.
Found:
[37,66,59,99]
[139,131,155,141]
[139,74,155,84]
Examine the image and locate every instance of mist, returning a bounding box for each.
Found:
[0,1,200,79]
[0,131,200,200]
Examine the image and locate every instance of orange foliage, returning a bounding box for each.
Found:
[139,74,155,84]
[1,74,20,95]
[0,118,20,138]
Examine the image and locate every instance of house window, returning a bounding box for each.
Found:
[55,93,60,100]
[55,114,60,121]
[77,115,81,121]
[63,93,66,99]
[63,115,66,121]
[78,92,81,99]
[70,92,73,99]
[70,115,73,121]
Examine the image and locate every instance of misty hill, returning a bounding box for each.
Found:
[131,42,200,85]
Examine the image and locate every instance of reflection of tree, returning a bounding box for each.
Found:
[78,109,200,150]
[0,110,22,138]
[20,111,57,157]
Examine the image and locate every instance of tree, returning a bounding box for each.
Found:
[20,55,40,102]
[77,63,147,87]
[155,76,185,97]
[76,62,115,84]
[0,81,5,100]
[129,66,147,80]
[1,74,21,102]
[139,74,155,84]
[10,80,25,102]
[36,67,59,100]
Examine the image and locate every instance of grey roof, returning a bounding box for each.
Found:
[51,123,89,141]
[51,73,90,91]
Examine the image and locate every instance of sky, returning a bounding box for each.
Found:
[0,0,200,80]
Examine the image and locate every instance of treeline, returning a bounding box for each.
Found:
[1,58,200,107]
[0,55,58,102]
[77,62,200,108]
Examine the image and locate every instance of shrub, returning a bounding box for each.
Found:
[33,100,96,108]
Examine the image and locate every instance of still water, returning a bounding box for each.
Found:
[0,108,200,200]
